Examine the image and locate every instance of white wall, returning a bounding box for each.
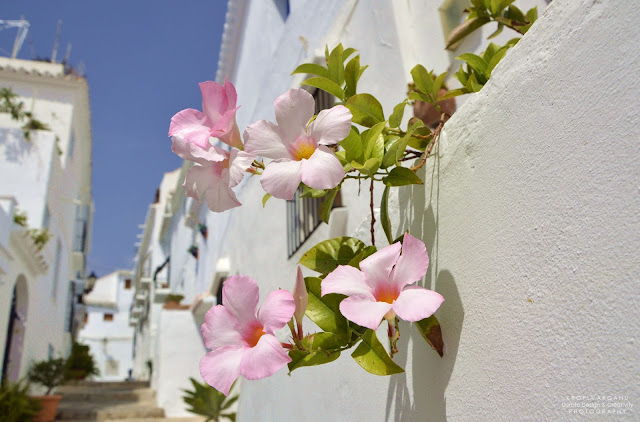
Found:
[78,271,135,381]
[220,0,640,420]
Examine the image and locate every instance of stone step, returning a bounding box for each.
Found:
[57,387,155,403]
[63,380,150,390]
[56,401,165,420]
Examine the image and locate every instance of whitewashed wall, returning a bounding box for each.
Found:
[197,0,639,421]
[78,271,135,381]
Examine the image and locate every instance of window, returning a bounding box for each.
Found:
[103,313,113,322]
[215,276,227,306]
[286,89,335,257]
[106,359,119,376]
[273,0,290,20]
[124,279,132,289]
[84,313,89,324]
[72,204,90,253]
[42,206,51,229]
[64,283,74,332]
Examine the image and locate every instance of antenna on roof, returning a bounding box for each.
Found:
[63,43,71,64]
[51,19,62,63]
[0,17,30,58]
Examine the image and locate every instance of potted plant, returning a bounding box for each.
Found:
[188,245,199,259]
[0,379,41,422]
[163,294,188,310]
[183,377,237,422]
[64,342,99,381]
[26,358,66,422]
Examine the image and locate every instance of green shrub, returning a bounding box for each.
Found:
[165,294,184,304]
[0,379,41,422]
[64,342,99,381]
[182,377,238,422]
[27,358,66,395]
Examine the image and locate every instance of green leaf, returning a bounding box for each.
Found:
[445,16,491,50]
[380,184,393,244]
[487,23,504,39]
[456,53,488,77]
[432,72,447,98]
[526,6,538,24]
[346,94,385,127]
[299,185,327,198]
[487,46,509,76]
[347,246,377,269]
[490,0,501,15]
[505,5,526,24]
[327,44,344,85]
[319,188,339,224]
[351,329,404,375]
[408,91,429,103]
[394,120,424,164]
[382,167,423,187]
[344,55,360,98]
[288,349,341,373]
[339,128,364,163]
[438,88,467,100]
[389,101,406,128]
[291,63,329,78]
[415,315,444,357]
[382,138,400,169]
[299,237,366,274]
[407,123,432,151]
[351,157,381,176]
[363,121,386,161]
[342,47,357,62]
[410,65,434,97]
[304,277,349,337]
[302,77,345,101]
[261,193,271,208]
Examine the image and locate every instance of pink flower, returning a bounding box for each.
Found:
[200,275,295,395]
[169,80,243,163]
[244,88,352,200]
[184,146,255,213]
[321,233,444,330]
[292,266,308,339]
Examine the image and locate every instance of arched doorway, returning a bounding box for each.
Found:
[1,275,28,382]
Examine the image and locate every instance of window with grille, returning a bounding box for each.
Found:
[286,89,337,258]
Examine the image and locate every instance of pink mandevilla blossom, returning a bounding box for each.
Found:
[169,80,243,163]
[183,146,255,213]
[200,275,295,395]
[244,88,352,200]
[321,233,444,330]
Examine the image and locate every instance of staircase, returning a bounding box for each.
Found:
[55,381,204,421]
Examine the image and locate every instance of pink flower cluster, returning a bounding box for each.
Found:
[169,82,352,210]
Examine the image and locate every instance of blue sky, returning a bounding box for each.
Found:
[1,2,228,276]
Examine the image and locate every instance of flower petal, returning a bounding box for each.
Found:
[292,266,308,322]
[183,164,221,199]
[300,145,345,190]
[339,295,393,330]
[309,105,352,145]
[391,233,430,290]
[211,108,243,149]
[239,334,291,380]
[228,150,256,188]
[244,120,291,160]
[200,81,229,123]
[393,286,444,322]
[257,290,295,333]
[168,109,212,146]
[171,136,226,164]
[222,276,260,326]
[274,88,315,144]
[201,305,243,349]
[360,242,402,287]
[224,79,238,110]
[200,346,244,396]
[321,265,374,298]
[260,159,302,200]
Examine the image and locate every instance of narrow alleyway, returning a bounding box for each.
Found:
[55,381,204,421]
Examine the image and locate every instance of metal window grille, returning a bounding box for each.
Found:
[285,89,336,258]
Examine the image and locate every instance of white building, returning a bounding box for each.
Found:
[130,0,639,420]
[0,56,93,382]
[77,270,134,381]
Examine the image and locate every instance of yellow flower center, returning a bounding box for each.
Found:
[290,136,317,161]
[374,284,399,304]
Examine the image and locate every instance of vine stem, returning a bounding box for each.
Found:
[411,113,446,172]
[370,178,375,247]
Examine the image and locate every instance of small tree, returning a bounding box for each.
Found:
[64,342,99,381]
[27,358,66,395]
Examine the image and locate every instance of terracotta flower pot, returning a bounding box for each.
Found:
[32,394,62,422]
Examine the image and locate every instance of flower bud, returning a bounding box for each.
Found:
[293,266,308,325]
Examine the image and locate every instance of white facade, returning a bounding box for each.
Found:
[130,0,639,420]
[0,57,93,382]
[77,270,135,381]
